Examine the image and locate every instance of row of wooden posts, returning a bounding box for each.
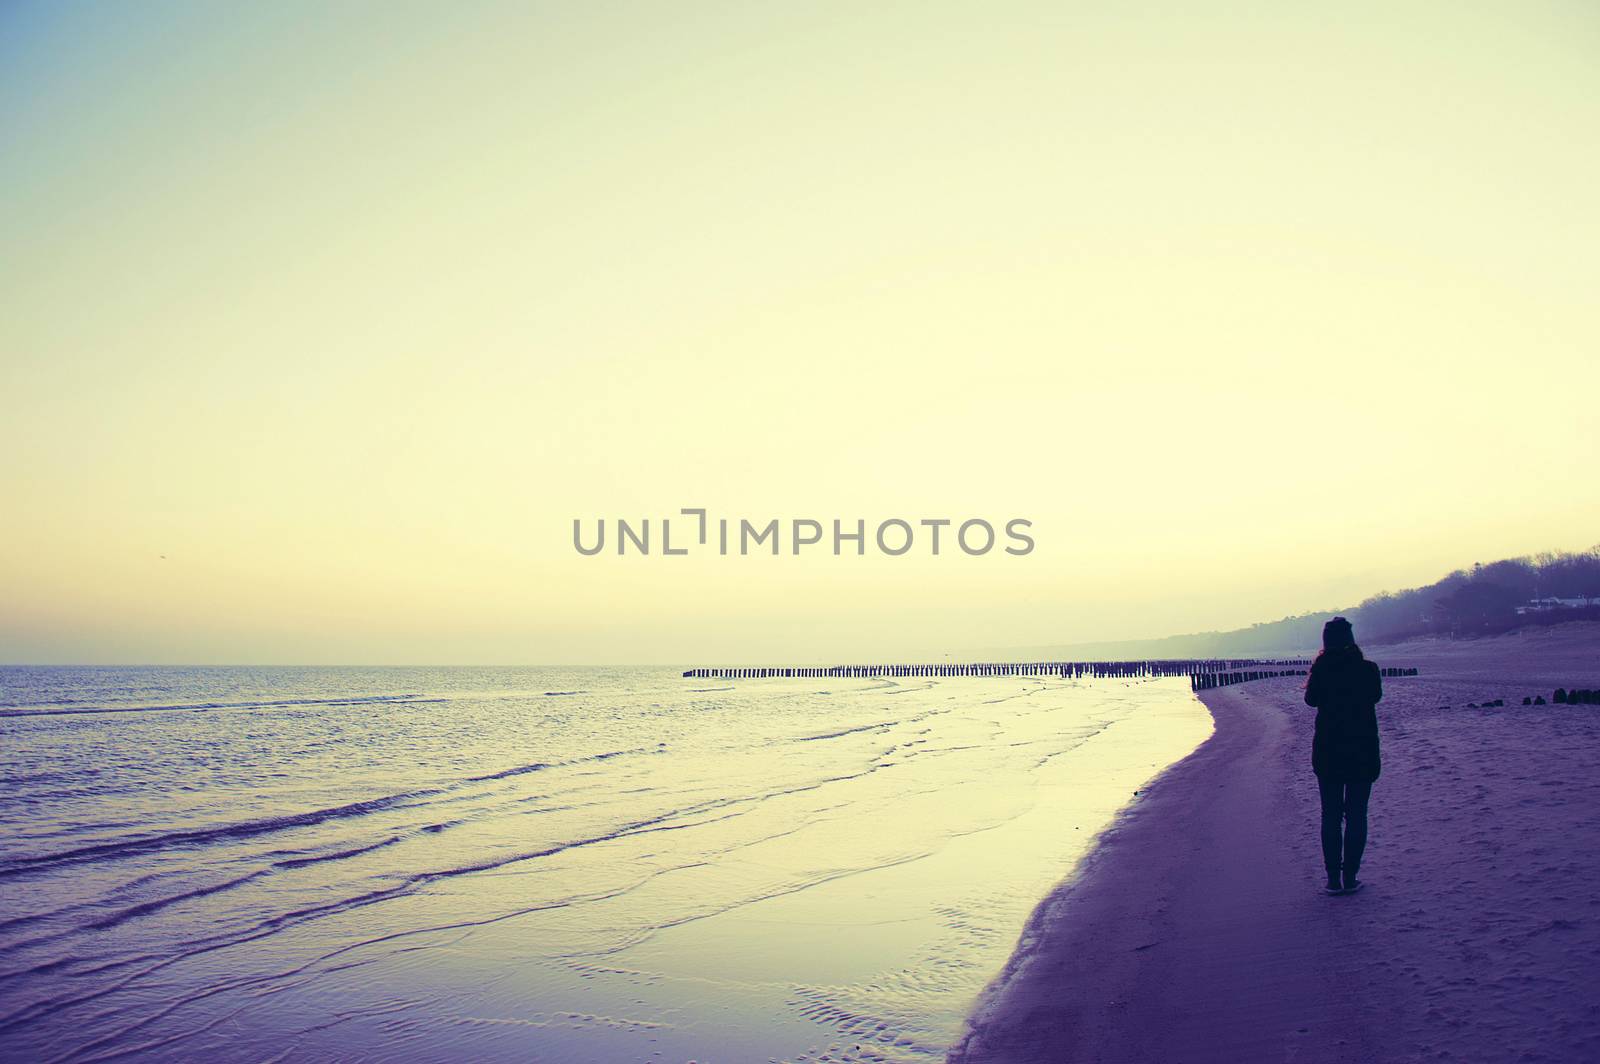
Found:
[680,661,1420,690]
[1184,665,1418,690]
[681,659,1315,681]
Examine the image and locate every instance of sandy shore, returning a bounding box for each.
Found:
[950,623,1600,1064]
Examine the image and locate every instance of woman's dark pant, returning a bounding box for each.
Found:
[1317,776,1372,879]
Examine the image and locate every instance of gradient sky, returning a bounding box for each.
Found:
[4,1,1598,664]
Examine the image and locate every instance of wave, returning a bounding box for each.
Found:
[795,720,897,742]
[465,744,657,783]
[0,745,664,879]
[466,761,553,782]
[82,833,418,933]
[0,694,444,719]
[88,868,274,931]
[272,834,406,870]
[0,790,440,880]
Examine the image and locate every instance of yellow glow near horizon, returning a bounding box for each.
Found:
[3,2,1598,663]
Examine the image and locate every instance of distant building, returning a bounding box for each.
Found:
[1515,596,1600,615]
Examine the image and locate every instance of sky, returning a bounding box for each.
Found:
[3,1,1598,665]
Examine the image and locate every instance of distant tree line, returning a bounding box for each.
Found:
[1212,547,1600,653]
[1351,548,1600,640]
[1027,546,1600,659]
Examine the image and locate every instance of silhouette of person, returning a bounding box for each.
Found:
[1303,616,1382,894]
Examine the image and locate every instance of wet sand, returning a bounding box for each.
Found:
[950,623,1600,1064]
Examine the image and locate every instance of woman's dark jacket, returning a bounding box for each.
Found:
[1303,646,1382,782]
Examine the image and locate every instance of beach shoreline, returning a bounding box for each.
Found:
[949,623,1600,1064]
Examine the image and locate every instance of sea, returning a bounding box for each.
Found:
[0,666,1211,1063]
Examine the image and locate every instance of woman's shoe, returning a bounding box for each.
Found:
[1324,878,1344,895]
[1342,878,1363,895]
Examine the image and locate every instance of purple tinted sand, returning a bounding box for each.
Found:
[951,625,1600,1064]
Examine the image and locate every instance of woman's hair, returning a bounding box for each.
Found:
[1322,616,1356,652]
[1310,617,1362,671]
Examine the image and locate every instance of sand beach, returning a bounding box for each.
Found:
[951,623,1600,1064]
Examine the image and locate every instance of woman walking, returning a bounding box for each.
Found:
[1304,616,1383,895]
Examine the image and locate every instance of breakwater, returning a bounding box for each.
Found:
[1193,665,1420,690]
[682,660,1297,681]
[681,661,1420,691]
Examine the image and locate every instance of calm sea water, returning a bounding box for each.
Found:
[0,666,1210,1063]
